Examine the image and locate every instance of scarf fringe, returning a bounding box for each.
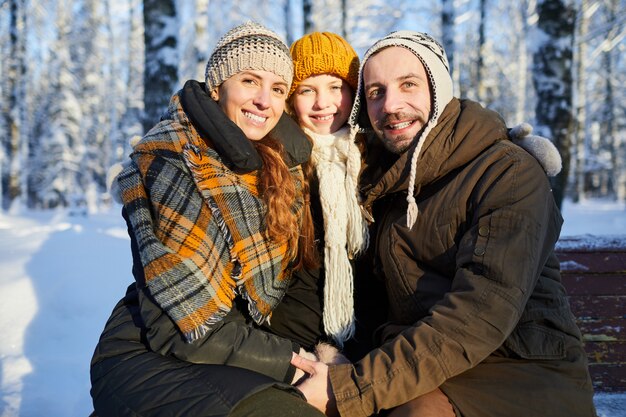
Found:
[182,305,232,343]
[323,245,356,346]
[239,284,269,326]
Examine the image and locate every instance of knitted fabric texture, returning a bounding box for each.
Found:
[205,21,293,94]
[289,32,359,97]
[348,31,454,229]
[117,91,305,342]
[305,126,369,345]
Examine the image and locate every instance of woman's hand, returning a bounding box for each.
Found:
[291,353,339,416]
[291,349,318,384]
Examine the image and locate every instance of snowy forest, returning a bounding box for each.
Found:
[0,0,624,213]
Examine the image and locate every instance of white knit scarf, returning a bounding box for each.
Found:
[305,126,369,346]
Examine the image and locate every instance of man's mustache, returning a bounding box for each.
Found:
[377,112,426,128]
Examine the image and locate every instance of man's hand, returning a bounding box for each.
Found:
[291,352,339,416]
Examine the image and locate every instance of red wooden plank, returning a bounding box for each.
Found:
[568,295,626,318]
[588,364,626,391]
[554,236,626,392]
[584,341,626,363]
[578,318,626,342]
[557,236,626,253]
[557,252,626,273]
[561,274,626,295]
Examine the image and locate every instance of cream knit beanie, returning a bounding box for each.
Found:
[205,22,293,94]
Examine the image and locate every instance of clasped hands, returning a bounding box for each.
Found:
[291,343,348,416]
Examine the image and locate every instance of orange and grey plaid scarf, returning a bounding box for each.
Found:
[117,92,305,342]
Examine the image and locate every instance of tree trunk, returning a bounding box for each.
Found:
[602,0,619,200]
[476,0,487,103]
[118,0,144,159]
[194,0,210,80]
[532,0,576,209]
[143,0,178,133]
[441,0,456,89]
[303,0,313,34]
[3,0,25,210]
[341,0,348,39]
[513,1,532,124]
[572,0,589,203]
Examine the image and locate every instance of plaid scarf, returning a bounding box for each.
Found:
[117,91,305,342]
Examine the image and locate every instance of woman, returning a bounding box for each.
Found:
[91,22,327,417]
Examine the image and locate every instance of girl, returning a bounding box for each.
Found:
[288,32,370,348]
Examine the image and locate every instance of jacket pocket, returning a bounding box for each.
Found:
[504,323,565,360]
[435,206,459,269]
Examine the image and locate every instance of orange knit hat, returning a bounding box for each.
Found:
[289,32,359,97]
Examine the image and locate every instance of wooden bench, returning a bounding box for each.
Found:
[556,235,626,393]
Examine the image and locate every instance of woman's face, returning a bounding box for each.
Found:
[291,74,353,135]
[213,70,288,141]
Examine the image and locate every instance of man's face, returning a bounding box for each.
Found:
[362,47,432,154]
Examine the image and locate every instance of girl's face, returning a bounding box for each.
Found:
[213,70,288,141]
[291,74,353,135]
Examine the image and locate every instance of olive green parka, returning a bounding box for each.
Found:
[330,99,596,417]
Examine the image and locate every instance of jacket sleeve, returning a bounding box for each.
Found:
[136,285,298,382]
[121,152,298,383]
[329,148,561,416]
[90,285,300,417]
[262,266,326,351]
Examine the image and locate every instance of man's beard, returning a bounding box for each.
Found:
[375,112,428,154]
[379,132,416,154]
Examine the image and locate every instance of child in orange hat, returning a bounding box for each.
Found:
[288,32,369,348]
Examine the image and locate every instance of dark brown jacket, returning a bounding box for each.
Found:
[330,99,595,417]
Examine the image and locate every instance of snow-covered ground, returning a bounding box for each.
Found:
[0,199,624,417]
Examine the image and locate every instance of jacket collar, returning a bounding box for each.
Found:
[180,80,311,173]
[360,99,508,206]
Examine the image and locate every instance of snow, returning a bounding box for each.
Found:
[0,210,131,417]
[561,198,626,237]
[0,199,624,417]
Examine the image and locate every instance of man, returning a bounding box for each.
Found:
[291,31,597,417]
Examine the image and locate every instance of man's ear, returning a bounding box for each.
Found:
[210,88,219,101]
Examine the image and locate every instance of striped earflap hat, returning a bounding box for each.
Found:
[348,31,454,228]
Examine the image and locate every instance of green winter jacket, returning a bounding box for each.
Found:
[329,99,596,417]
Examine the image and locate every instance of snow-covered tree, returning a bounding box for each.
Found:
[303,0,314,33]
[0,0,623,211]
[476,0,487,103]
[599,0,621,200]
[441,0,456,85]
[114,0,144,162]
[581,0,625,200]
[143,0,178,133]
[1,0,26,210]
[572,0,591,202]
[532,0,576,208]
[71,0,114,212]
[30,2,84,208]
[178,0,208,82]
